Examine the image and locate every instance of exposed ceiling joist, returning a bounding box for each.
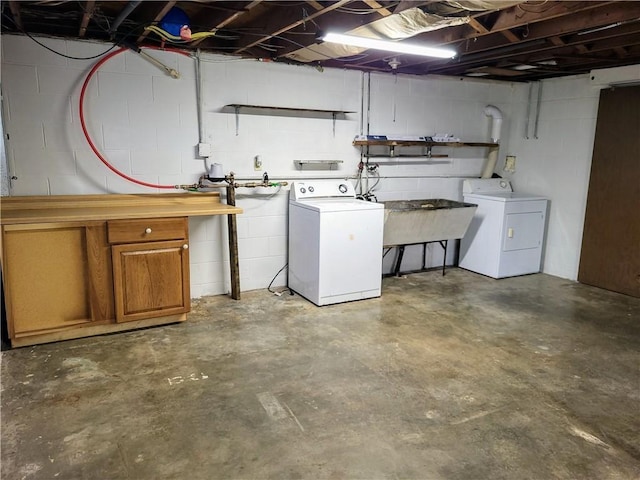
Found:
[7,1,22,30]
[136,2,177,43]
[362,0,393,17]
[1,1,639,83]
[233,0,352,54]
[79,0,95,38]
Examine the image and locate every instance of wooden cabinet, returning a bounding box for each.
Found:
[109,218,190,323]
[2,221,113,338]
[1,193,242,347]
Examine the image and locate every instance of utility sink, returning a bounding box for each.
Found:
[382,199,477,247]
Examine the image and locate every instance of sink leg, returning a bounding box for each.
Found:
[394,246,406,276]
[439,240,448,276]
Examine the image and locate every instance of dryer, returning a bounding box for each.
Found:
[288,180,384,306]
[459,179,548,278]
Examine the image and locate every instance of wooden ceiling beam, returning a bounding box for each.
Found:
[575,44,590,54]
[430,31,640,75]
[467,17,489,35]
[233,0,352,54]
[349,1,608,68]
[8,1,22,30]
[79,0,95,38]
[614,46,628,58]
[490,1,607,32]
[362,0,393,17]
[393,2,640,73]
[190,0,263,47]
[136,1,176,43]
[500,29,520,43]
[306,1,324,12]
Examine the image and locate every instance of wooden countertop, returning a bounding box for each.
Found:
[0,193,242,225]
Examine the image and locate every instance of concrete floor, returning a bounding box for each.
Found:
[1,269,639,479]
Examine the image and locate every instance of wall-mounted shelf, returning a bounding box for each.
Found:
[353,139,498,148]
[353,138,499,163]
[224,104,355,136]
[294,160,343,170]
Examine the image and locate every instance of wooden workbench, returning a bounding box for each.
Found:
[1,193,242,347]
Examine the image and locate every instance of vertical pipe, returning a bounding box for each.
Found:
[109,1,142,35]
[534,82,543,139]
[525,82,533,139]
[226,183,241,300]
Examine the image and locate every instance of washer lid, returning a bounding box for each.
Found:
[291,198,384,213]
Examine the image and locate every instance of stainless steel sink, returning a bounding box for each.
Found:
[382,199,477,247]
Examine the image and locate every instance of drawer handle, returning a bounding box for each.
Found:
[183,244,189,250]
[145,228,152,234]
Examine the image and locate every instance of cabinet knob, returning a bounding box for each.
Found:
[145,227,152,234]
[183,244,189,250]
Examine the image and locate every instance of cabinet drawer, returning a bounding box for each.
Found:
[108,217,187,244]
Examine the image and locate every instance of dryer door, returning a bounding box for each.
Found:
[503,211,545,251]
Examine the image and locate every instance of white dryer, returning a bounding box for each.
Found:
[459,179,548,278]
[288,180,384,306]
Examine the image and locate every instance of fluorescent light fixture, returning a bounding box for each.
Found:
[322,32,456,59]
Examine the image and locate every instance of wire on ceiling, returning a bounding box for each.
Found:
[336,3,401,15]
[1,11,120,59]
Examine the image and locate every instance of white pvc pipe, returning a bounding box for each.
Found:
[481,105,503,178]
[484,105,503,143]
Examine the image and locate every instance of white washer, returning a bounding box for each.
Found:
[288,180,384,306]
[459,179,548,278]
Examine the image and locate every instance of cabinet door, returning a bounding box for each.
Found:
[112,240,190,323]
[2,223,113,337]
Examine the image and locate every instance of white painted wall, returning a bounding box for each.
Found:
[505,75,602,280]
[3,34,621,294]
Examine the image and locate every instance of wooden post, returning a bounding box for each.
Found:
[226,182,241,300]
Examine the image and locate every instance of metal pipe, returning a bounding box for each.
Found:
[109,1,142,36]
[137,49,180,78]
[195,50,206,144]
[534,82,543,139]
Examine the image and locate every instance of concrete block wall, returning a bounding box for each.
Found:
[3,34,609,293]
[506,74,601,280]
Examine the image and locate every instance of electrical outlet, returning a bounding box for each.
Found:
[504,155,516,173]
[254,155,262,171]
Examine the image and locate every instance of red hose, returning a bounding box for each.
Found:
[79,46,192,189]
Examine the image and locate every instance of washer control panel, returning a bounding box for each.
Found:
[290,180,356,201]
[463,178,513,194]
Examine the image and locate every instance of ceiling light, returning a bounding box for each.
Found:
[512,64,537,71]
[322,32,456,59]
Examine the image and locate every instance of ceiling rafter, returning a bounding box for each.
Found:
[136,2,177,43]
[351,1,612,68]
[467,17,488,35]
[233,0,352,54]
[362,0,393,17]
[384,2,640,74]
[306,1,324,12]
[2,1,640,83]
[79,1,96,38]
[428,30,640,76]
[190,0,263,47]
[8,1,22,30]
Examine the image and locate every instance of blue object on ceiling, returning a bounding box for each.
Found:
[159,7,190,37]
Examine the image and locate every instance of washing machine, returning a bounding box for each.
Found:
[459,179,548,278]
[288,180,384,306]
